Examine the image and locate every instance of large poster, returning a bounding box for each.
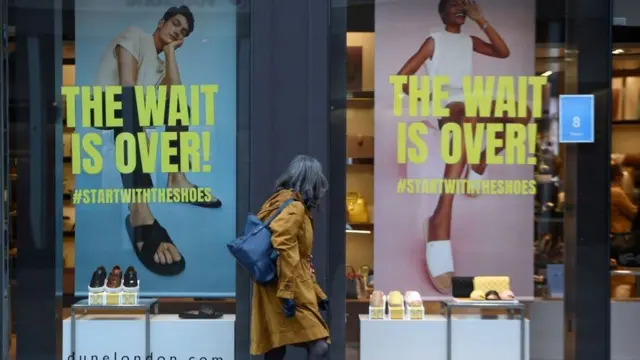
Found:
[374,0,538,299]
[64,0,236,296]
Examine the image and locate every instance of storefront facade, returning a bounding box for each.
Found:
[0,0,624,359]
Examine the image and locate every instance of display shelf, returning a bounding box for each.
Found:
[346,91,374,107]
[534,211,563,218]
[613,120,640,125]
[347,90,374,99]
[534,216,564,223]
[347,222,373,232]
[69,299,159,358]
[347,157,373,165]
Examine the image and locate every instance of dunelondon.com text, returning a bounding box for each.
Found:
[68,353,223,360]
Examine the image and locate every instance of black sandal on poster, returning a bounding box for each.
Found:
[125,215,186,276]
[179,186,222,209]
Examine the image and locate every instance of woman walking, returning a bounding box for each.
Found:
[251,155,331,360]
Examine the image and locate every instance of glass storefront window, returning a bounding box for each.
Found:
[346,0,612,359]
[1,0,619,359]
[7,1,238,359]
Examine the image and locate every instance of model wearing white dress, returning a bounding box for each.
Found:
[421,31,488,293]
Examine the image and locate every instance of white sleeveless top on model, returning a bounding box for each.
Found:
[423,31,473,105]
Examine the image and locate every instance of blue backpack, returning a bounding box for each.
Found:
[227,199,295,285]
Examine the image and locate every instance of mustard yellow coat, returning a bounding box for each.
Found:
[250,190,330,355]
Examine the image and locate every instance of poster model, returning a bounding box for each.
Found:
[66,0,237,297]
[374,0,538,299]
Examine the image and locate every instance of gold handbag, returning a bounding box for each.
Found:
[473,276,510,293]
[346,192,369,224]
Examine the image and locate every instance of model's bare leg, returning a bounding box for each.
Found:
[164,124,223,208]
[167,172,197,189]
[424,102,477,293]
[470,103,532,175]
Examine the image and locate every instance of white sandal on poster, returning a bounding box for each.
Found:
[423,219,454,294]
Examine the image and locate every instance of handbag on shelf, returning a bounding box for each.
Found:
[611,232,635,255]
[346,192,369,224]
[452,276,474,298]
[473,276,510,293]
[346,265,359,299]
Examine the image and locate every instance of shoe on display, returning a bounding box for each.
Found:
[123,266,138,288]
[470,290,485,300]
[485,290,501,300]
[106,265,123,289]
[404,291,422,307]
[387,291,403,307]
[89,265,107,289]
[499,290,515,300]
[179,306,223,319]
[369,291,385,307]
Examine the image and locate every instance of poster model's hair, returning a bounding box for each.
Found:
[162,5,196,35]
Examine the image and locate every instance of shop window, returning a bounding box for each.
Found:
[346,0,569,359]
[9,1,238,359]
[610,40,640,359]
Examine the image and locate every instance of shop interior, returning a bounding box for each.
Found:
[342,26,640,360]
[4,9,640,360]
[344,39,640,299]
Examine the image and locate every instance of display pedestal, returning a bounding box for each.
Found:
[441,300,527,360]
[63,314,235,360]
[530,300,640,360]
[360,314,530,360]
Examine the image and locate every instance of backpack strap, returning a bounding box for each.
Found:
[263,199,296,226]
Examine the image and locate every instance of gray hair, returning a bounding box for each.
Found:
[275,155,328,209]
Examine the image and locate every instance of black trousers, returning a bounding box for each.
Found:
[98,87,188,190]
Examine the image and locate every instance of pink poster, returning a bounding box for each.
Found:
[374,0,537,299]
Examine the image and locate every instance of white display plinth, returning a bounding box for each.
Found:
[360,314,530,360]
[529,300,640,360]
[63,314,234,360]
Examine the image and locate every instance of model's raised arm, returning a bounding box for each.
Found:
[397,37,435,94]
[464,0,510,58]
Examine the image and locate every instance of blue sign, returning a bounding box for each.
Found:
[559,94,595,143]
[546,264,564,298]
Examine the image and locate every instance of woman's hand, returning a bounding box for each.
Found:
[318,298,330,311]
[283,298,296,318]
[460,0,485,23]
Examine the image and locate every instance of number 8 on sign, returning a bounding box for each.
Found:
[572,116,580,128]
